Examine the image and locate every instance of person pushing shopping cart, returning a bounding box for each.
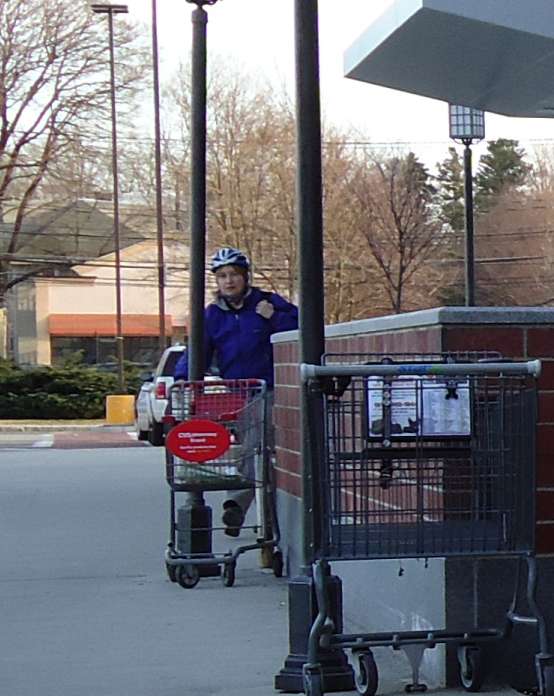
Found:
[174,247,298,537]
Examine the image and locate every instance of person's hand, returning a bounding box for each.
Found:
[256,299,275,320]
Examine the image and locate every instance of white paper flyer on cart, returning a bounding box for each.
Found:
[367,377,471,437]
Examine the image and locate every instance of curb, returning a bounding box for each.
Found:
[0,424,134,433]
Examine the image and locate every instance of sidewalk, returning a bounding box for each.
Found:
[0,419,132,432]
[0,441,521,696]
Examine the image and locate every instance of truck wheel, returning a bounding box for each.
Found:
[149,421,164,446]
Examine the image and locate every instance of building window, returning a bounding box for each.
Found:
[15,285,36,311]
[51,337,97,365]
[51,336,160,367]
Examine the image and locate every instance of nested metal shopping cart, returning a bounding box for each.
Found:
[162,378,283,589]
[299,355,553,696]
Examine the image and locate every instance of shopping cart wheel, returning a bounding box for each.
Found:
[272,551,284,578]
[458,646,484,692]
[355,650,379,696]
[542,666,554,696]
[176,564,200,589]
[148,421,164,447]
[165,561,177,583]
[222,562,236,587]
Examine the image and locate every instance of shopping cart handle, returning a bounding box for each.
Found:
[300,359,542,380]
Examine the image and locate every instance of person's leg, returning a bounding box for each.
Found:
[222,490,253,536]
[222,390,274,536]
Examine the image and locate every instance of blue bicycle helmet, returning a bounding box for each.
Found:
[210,247,250,273]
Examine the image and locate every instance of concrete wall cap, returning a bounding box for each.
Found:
[271,306,554,344]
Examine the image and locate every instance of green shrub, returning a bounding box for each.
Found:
[0,362,140,419]
[0,358,18,380]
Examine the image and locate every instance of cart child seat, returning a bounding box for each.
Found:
[192,391,246,422]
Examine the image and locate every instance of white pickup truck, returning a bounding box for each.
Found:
[135,345,186,446]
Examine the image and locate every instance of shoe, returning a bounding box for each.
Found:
[222,502,244,537]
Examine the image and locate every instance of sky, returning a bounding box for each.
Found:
[123,0,554,168]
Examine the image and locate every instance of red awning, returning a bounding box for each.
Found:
[48,314,173,337]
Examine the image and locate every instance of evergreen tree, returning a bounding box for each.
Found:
[475,139,531,212]
[434,147,466,305]
[396,151,437,201]
[436,146,465,233]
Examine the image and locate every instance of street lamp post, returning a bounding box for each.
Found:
[449,104,485,307]
[151,0,167,354]
[91,3,128,393]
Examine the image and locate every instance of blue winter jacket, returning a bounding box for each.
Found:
[174,287,298,389]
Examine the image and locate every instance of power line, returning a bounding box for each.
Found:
[0,211,186,225]
[0,229,183,243]
[11,127,554,149]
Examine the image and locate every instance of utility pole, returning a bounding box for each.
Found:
[151,0,167,353]
[91,3,128,392]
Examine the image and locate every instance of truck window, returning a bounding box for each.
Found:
[161,350,185,376]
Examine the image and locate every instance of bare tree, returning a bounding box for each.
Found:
[0,0,148,304]
[148,63,453,320]
[321,136,381,322]
[350,151,443,314]
[36,137,112,202]
[528,144,554,196]
[167,62,298,297]
[471,189,554,306]
[204,66,296,294]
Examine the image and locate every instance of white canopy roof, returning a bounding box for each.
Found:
[344,0,554,118]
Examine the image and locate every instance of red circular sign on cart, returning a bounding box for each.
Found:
[166,419,231,462]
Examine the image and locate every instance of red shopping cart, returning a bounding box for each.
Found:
[162,378,283,588]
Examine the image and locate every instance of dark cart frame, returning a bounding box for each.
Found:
[299,358,553,696]
[162,378,283,588]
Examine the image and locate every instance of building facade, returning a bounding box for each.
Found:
[7,239,192,366]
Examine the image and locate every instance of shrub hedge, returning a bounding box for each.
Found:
[0,358,143,419]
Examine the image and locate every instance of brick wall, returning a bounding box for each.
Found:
[273,340,301,498]
[272,326,442,500]
[443,324,554,554]
[272,309,554,554]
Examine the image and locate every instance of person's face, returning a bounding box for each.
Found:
[214,265,246,298]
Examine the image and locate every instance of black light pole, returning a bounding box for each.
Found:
[151,0,167,353]
[449,104,485,307]
[275,1,354,691]
[463,142,476,306]
[185,0,219,381]
[176,0,220,578]
[91,3,128,393]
